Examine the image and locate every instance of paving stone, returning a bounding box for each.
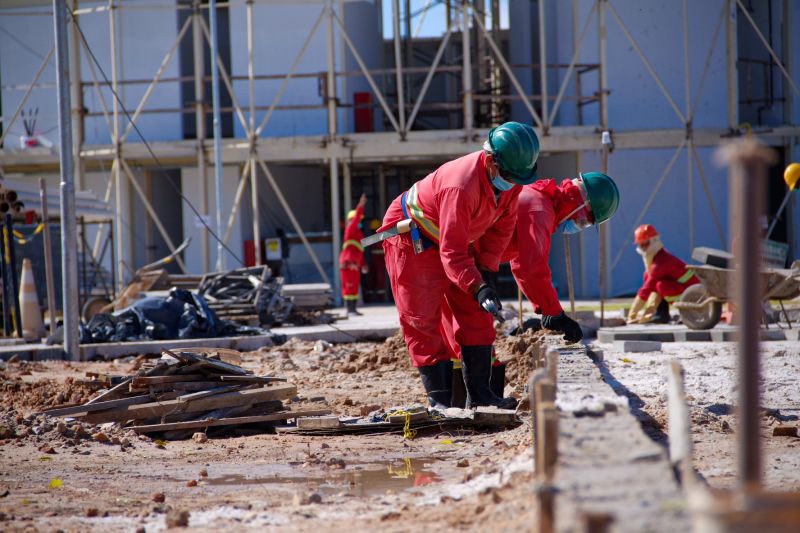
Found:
[613,340,663,353]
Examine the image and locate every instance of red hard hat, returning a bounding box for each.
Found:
[634,224,659,244]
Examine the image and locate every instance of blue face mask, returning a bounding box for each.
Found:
[558,220,582,234]
[491,174,515,191]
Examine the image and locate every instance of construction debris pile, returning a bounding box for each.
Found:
[42,348,331,440]
[198,266,292,326]
[55,288,280,345]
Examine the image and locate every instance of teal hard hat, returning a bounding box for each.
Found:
[580,171,619,224]
[487,122,540,185]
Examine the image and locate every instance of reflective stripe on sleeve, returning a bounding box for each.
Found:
[677,269,695,284]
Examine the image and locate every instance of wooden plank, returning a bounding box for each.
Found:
[79,383,297,424]
[42,392,178,417]
[85,377,133,405]
[177,385,242,402]
[129,381,229,395]
[218,375,287,383]
[296,415,342,429]
[172,350,250,376]
[131,374,206,387]
[131,408,332,433]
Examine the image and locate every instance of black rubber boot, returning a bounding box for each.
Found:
[490,362,506,398]
[451,361,466,408]
[346,300,362,316]
[650,299,670,324]
[417,360,453,410]
[461,346,517,410]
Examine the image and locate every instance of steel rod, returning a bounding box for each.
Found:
[54,0,80,360]
[538,0,548,131]
[725,0,738,130]
[69,0,85,191]
[208,0,225,271]
[246,0,261,266]
[326,0,340,299]
[39,179,59,337]
[461,1,473,133]
[563,234,575,316]
[391,0,406,135]
[192,2,210,272]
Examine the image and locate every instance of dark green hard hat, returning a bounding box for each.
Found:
[580,171,620,224]
[487,122,540,185]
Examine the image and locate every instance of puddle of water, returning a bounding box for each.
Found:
[196,458,442,497]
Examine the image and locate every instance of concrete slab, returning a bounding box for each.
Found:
[613,340,663,353]
[598,323,790,343]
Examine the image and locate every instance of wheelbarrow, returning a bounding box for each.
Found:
[673,260,800,330]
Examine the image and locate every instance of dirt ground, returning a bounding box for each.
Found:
[0,333,540,532]
[3,330,797,531]
[591,339,800,491]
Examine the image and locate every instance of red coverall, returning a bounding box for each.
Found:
[637,248,699,302]
[441,179,584,356]
[339,204,365,301]
[381,151,520,368]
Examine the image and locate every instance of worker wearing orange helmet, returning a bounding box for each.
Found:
[627,224,700,324]
[340,194,368,316]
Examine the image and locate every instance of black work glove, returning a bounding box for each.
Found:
[479,269,498,288]
[475,283,503,320]
[541,312,583,343]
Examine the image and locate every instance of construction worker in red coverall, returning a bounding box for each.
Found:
[441,173,620,400]
[627,224,700,324]
[340,194,368,316]
[377,122,540,411]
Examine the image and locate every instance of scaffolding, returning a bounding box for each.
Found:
[0,0,798,311]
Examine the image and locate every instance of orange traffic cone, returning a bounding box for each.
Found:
[19,258,45,341]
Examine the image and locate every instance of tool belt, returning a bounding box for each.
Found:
[360,191,436,253]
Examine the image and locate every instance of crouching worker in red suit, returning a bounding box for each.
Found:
[376,122,540,410]
[340,194,368,316]
[440,172,620,402]
[627,224,700,324]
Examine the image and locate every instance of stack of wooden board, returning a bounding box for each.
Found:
[41,348,329,439]
[198,266,293,326]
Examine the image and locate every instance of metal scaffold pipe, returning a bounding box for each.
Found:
[52,0,80,360]
[209,0,225,271]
